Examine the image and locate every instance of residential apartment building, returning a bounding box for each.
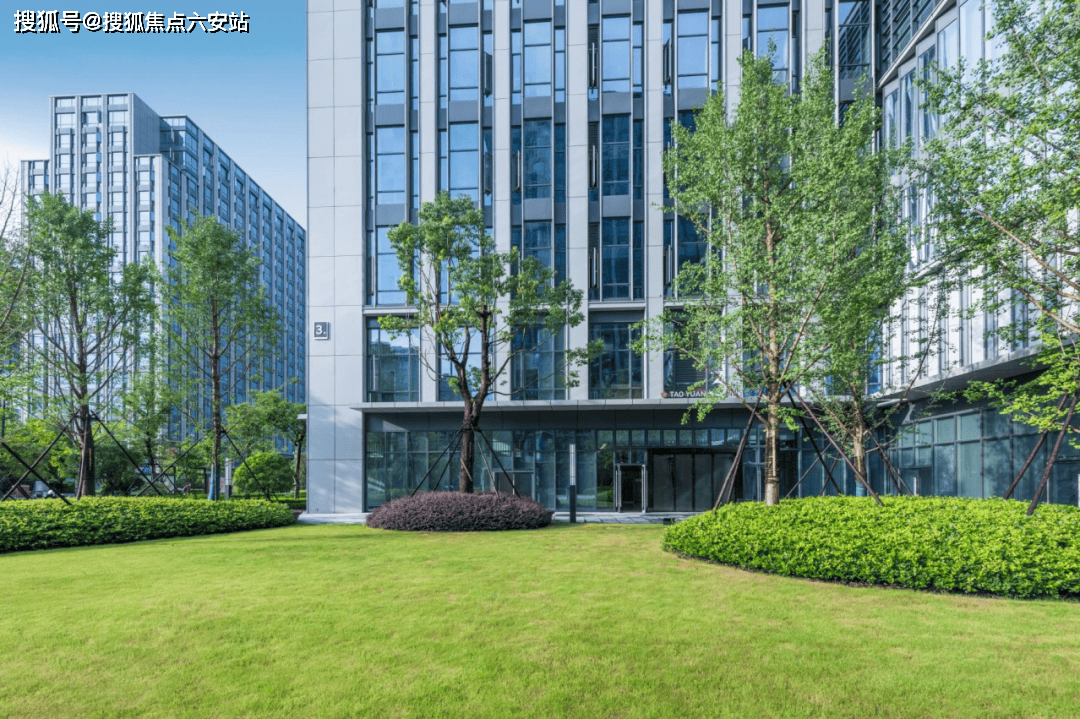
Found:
[22,92,306,440]
[306,0,1078,514]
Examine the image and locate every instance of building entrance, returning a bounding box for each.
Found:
[615,464,645,512]
[649,450,737,512]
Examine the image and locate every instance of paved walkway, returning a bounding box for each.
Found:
[297,511,696,526]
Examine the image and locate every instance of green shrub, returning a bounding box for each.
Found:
[663,496,1080,599]
[233,451,293,500]
[0,497,295,554]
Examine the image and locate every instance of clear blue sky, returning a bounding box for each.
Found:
[0,3,308,221]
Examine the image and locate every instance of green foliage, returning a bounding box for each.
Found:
[0,417,75,494]
[644,49,899,501]
[163,214,281,484]
[381,192,590,401]
[923,0,1080,337]
[232,451,293,500]
[922,0,1080,440]
[381,192,592,492]
[0,497,295,553]
[0,165,32,368]
[664,496,1080,599]
[225,388,306,496]
[22,192,157,496]
[961,331,1080,450]
[83,436,146,496]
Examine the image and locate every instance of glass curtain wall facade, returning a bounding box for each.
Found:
[306,0,1073,514]
[22,93,305,444]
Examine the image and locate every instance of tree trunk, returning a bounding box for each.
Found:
[211,357,222,501]
[763,384,781,506]
[459,408,477,493]
[76,408,95,498]
[293,441,303,499]
[852,423,868,496]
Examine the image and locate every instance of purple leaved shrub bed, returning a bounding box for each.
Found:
[367,491,553,532]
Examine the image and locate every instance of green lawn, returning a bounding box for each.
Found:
[2,524,1079,719]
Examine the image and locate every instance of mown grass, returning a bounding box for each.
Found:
[2,523,1079,718]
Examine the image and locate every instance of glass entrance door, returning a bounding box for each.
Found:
[649,451,736,511]
[615,464,645,512]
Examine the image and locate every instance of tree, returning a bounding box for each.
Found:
[163,215,279,500]
[117,334,183,491]
[233,450,292,500]
[0,164,32,368]
[225,388,306,497]
[0,415,75,497]
[0,165,34,440]
[23,192,156,497]
[647,49,898,505]
[382,192,591,493]
[77,429,145,496]
[921,0,1080,458]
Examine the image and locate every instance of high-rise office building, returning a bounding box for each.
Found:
[306,0,1077,514]
[22,92,306,439]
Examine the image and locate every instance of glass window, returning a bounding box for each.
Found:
[678,11,710,89]
[376,30,406,104]
[900,71,915,143]
[589,322,643,399]
[711,17,722,86]
[837,0,871,79]
[554,28,566,102]
[516,221,566,285]
[511,28,522,105]
[757,5,789,82]
[601,115,630,196]
[524,21,552,97]
[512,324,566,400]
[601,217,631,300]
[920,47,938,140]
[633,120,643,200]
[884,90,898,149]
[677,217,707,278]
[367,320,419,402]
[447,123,479,202]
[449,26,479,102]
[56,113,75,127]
[369,226,407,305]
[376,126,406,205]
[523,120,551,199]
[82,111,100,125]
[938,19,959,70]
[602,16,631,93]
[633,21,644,96]
[107,110,128,124]
[554,124,566,205]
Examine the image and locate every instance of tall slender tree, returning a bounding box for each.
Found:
[163,215,279,499]
[23,192,155,497]
[647,49,898,505]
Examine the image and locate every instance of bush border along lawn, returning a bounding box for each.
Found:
[0,496,295,553]
[663,496,1080,599]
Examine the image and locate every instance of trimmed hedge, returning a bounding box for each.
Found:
[663,496,1080,599]
[0,497,296,553]
[368,491,553,532]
